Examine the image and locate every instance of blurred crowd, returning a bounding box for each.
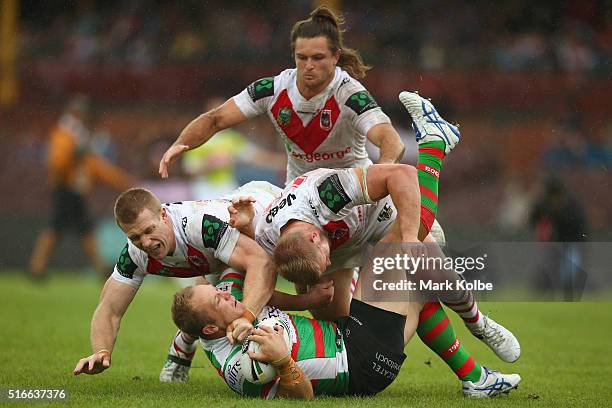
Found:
[19,0,612,75]
[2,1,610,244]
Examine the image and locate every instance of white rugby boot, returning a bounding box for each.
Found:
[159,330,197,383]
[399,91,461,154]
[469,315,521,363]
[462,366,521,398]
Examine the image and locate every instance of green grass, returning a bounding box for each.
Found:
[1,272,610,407]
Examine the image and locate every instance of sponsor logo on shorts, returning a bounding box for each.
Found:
[349,315,363,325]
[291,146,351,163]
[372,352,400,380]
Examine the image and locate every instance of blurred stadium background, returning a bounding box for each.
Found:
[1,2,611,406]
[0,0,610,271]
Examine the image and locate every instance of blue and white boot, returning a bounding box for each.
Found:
[399,91,461,154]
[462,366,521,398]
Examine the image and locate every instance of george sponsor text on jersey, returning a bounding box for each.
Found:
[291,146,352,163]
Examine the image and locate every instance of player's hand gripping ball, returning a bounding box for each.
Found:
[240,317,292,384]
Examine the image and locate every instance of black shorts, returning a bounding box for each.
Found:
[50,186,93,234]
[336,299,407,396]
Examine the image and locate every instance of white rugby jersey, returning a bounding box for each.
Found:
[111,182,281,288]
[233,67,391,183]
[255,168,396,272]
[111,200,241,288]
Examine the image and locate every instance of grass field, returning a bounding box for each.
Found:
[1,272,610,407]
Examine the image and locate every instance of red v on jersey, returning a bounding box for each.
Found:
[146,244,210,277]
[271,89,341,154]
[322,220,350,250]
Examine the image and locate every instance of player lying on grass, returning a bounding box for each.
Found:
[161,92,520,383]
[73,185,334,377]
[170,200,522,398]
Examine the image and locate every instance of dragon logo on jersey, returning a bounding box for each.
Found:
[320,109,332,130]
[322,220,350,249]
[247,77,275,102]
[346,91,379,115]
[377,203,394,222]
[201,215,228,250]
[277,107,292,126]
[117,243,137,279]
[317,174,351,213]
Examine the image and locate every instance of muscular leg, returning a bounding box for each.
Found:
[29,229,58,279]
[356,200,483,382]
[403,94,519,363]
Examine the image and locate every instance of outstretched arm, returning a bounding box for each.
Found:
[73,278,138,375]
[268,280,334,311]
[159,98,248,178]
[225,234,276,343]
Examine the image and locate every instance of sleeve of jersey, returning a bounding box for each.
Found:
[313,168,374,220]
[343,88,391,136]
[111,241,146,288]
[193,213,242,265]
[232,76,276,119]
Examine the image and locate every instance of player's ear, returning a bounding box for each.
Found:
[202,325,219,335]
[333,48,341,64]
[160,207,167,220]
[309,231,317,243]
